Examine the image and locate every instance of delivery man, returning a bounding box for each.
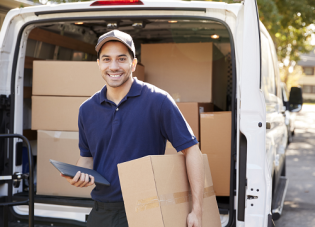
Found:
[61,30,205,227]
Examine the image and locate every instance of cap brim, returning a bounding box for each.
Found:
[95,37,135,57]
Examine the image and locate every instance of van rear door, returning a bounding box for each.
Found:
[236,0,272,226]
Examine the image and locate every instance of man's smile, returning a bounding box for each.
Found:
[107,73,123,78]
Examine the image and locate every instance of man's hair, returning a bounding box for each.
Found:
[97,40,135,60]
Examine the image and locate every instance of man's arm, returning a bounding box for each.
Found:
[182,144,205,227]
[60,156,95,188]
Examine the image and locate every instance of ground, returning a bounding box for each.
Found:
[275,104,315,226]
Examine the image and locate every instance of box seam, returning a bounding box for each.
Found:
[150,156,166,227]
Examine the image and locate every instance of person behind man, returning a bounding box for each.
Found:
[61,30,205,227]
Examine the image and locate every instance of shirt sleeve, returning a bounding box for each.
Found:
[159,94,198,152]
[78,108,92,157]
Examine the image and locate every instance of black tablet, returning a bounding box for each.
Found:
[50,159,110,186]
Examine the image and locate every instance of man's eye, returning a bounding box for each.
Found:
[103,58,110,62]
[119,58,126,61]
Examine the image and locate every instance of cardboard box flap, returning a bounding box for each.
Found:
[153,154,220,227]
[151,155,190,227]
[118,156,164,227]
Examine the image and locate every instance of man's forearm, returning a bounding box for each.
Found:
[76,156,93,169]
[182,144,205,214]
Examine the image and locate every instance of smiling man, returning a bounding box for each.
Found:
[61,30,205,227]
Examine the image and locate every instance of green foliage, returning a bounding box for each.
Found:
[189,0,315,65]
[272,0,315,64]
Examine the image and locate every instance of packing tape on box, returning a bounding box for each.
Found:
[201,113,215,119]
[54,131,62,139]
[135,186,215,212]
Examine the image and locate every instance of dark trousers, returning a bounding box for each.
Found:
[87,201,128,227]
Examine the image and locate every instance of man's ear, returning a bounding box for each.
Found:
[97,59,100,67]
[131,58,138,72]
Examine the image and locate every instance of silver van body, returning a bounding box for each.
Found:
[0,1,289,226]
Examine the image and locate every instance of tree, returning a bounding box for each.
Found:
[195,0,315,83]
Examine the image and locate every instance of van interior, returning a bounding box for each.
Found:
[17,18,235,226]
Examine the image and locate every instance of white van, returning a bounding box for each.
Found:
[0,0,303,227]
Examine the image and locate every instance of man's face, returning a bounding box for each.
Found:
[97,41,137,88]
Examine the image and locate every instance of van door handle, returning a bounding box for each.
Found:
[247,195,258,200]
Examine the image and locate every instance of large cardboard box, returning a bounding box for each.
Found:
[37,130,93,197]
[141,43,213,103]
[33,61,145,96]
[165,141,199,155]
[165,141,177,155]
[118,154,221,227]
[32,96,88,131]
[200,112,231,196]
[134,63,145,81]
[177,102,213,141]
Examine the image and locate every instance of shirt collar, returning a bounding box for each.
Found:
[99,77,143,104]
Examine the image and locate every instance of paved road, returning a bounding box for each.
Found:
[275,104,315,227]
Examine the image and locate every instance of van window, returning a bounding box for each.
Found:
[260,33,276,99]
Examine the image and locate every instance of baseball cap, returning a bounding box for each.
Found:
[95,30,136,58]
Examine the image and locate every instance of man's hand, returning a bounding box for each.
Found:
[187,210,202,227]
[61,171,95,187]
[182,144,204,227]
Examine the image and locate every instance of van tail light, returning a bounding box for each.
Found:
[90,0,144,6]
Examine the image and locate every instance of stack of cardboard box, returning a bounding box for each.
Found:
[142,43,232,197]
[32,61,144,197]
[32,41,231,225]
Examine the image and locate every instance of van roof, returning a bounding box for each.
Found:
[18,0,242,17]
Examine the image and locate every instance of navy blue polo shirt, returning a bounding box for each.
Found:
[78,78,198,202]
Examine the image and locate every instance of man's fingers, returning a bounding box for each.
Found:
[72,171,81,182]
[75,172,86,187]
[69,171,81,185]
[62,171,94,188]
[79,173,90,187]
[187,212,200,227]
[86,175,95,186]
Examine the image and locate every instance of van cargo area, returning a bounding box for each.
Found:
[13,18,234,226]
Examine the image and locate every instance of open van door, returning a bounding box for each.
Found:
[236,0,272,227]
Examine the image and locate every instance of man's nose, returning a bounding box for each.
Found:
[109,60,119,71]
